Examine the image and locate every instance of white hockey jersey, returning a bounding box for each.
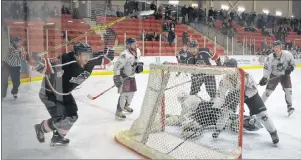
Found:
[113,48,141,78]
[263,50,296,78]
[212,72,258,109]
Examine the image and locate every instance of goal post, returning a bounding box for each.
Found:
[115,63,245,159]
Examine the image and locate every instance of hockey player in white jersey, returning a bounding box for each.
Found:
[212,58,279,144]
[113,38,144,120]
[166,58,279,144]
[259,40,296,116]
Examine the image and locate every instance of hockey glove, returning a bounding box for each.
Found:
[135,62,144,74]
[285,65,294,75]
[35,58,54,75]
[259,77,268,86]
[113,75,122,88]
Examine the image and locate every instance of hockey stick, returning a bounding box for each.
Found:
[37,10,154,57]
[87,85,115,100]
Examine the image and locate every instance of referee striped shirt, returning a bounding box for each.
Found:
[4,46,26,67]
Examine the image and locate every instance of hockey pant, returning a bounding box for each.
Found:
[116,77,137,113]
[39,91,78,137]
[1,62,21,98]
[261,74,292,107]
[190,74,216,99]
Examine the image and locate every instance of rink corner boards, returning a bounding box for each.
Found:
[8,64,301,85]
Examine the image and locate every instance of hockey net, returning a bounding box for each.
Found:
[115,63,245,159]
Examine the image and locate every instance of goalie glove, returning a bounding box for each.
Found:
[35,58,54,75]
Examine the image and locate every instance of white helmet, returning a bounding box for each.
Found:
[177,91,189,103]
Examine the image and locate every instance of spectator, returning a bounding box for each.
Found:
[181,5,187,24]
[51,6,60,17]
[61,5,70,14]
[116,7,123,17]
[208,7,213,18]
[150,2,157,12]
[168,28,175,47]
[72,8,80,19]
[182,30,189,45]
[285,40,293,50]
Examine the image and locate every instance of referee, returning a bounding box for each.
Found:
[2,36,28,99]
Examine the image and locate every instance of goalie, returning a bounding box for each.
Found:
[166,58,279,144]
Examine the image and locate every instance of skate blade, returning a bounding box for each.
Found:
[122,111,133,115]
[115,116,126,120]
[49,142,69,147]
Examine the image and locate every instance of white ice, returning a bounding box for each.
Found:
[2,69,301,159]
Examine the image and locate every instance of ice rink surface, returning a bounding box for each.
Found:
[2,69,301,159]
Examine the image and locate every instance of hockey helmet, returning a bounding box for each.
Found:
[223,58,238,67]
[73,43,92,54]
[189,40,198,48]
[272,40,282,47]
[126,38,137,46]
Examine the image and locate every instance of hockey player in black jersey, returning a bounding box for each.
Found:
[188,41,222,100]
[33,43,114,146]
[175,45,193,76]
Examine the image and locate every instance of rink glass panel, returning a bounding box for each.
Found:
[115,63,245,159]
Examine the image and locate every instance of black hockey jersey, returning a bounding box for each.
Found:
[40,49,114,98]
[176,49,193,64]
[189,48,221,66]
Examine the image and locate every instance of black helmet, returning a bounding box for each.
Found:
[12,36,22,43]
[272,40,282,46]
[223,58,238,67]
[126,38,137,46]
[189,40,198,48]
[73,43,92,54]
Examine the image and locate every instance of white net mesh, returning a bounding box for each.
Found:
[115,63,244,159]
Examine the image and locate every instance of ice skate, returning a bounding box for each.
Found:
[50,131,70,147]
[287,106,295,117]
[34,124,45,143]
[269,130,279,144]
[123,104,133,113]
[115,111,126,120]
[176,72,181,77]
[13,94,18,99]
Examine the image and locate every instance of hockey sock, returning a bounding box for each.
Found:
[283,88,293,107]
[261,89,273,103]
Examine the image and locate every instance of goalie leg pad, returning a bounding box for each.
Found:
[255,111,276,133]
